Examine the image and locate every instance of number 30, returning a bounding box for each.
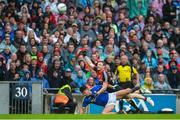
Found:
[15,87,28,97]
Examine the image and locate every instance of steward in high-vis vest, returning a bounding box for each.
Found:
[54,82,77,113]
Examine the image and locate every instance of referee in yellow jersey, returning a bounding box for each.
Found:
[115,55,139,89]
[115,55,141,113]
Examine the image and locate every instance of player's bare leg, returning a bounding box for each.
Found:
[116,86,140,99]
[102,104,116,114]
[116,88,132,99]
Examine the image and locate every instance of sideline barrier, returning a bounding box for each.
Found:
[0,83,179,114]
[43,88,180,114]
[89,94,176,114]
[44,93,179,114]
[0,81,43,114]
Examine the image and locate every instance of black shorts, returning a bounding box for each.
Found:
[118,81,134,89]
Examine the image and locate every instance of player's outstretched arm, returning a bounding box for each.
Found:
[96,82,108,95]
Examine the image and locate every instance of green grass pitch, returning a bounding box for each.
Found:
[0,114,180,119]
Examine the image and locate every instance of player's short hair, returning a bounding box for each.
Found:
[80,86,87,93]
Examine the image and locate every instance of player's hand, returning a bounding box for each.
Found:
[95,91,100,96]
[90,92,99,102]
[112,85,121,91]
[112,85,118,90]
[90,95,96,102]
[91,93,97,98]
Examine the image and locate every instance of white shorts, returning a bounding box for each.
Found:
[106,92,117,106]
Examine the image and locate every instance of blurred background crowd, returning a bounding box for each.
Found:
[0,0,179,93]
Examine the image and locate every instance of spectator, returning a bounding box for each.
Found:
[169,27,180,47]
[0,34,17,53]
[20,70,33,82]
[16,43,27,63]
[62,42,75,63]
[32,69,50,89]
[131,55,141,71]
[144,33,155,50]
[140,67,154,85]
[72,65,81,78]
[14,30,24,48]
[30,46,38,60]
[64,27,74,44]
[142,77,154,92]
[105,55,115,73]
[139,61,147,82]
[140,42,149,59]
[64,54,76,72]
[167,65,180,89]
[168,50,180,71]
[107,37,119,56]
[29,59,39,78]
[63,68,74,86]
[163,0,176,23]
[2,23,15,43]
[0,57,6,81]
[78,59,90,74]
[47,59,64,84]
[37,52,48,74]
[166,59,180,72]
[26,38,38,52]
[44,6,56,27]
[80,23,96,47]
[104,44,115,58]
[154,74,171,90]
[24,30,40,44]
[151,0,164,18]
[73,70,87,93]
[6,61,19,81]
[41,45,51,64]
[23,53,32,66]
[6,53,17,70]
[155,44,169,66]
[152,28,163,44]
[127,0,149,19]
[142,50,158,70]
[1,46,12,63]
[153,64,169,83]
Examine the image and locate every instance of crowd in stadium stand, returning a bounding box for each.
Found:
[0,0,179,94]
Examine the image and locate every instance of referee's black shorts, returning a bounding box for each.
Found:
[118,81,134,89]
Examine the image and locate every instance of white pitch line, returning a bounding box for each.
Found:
[2,119,180,120]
